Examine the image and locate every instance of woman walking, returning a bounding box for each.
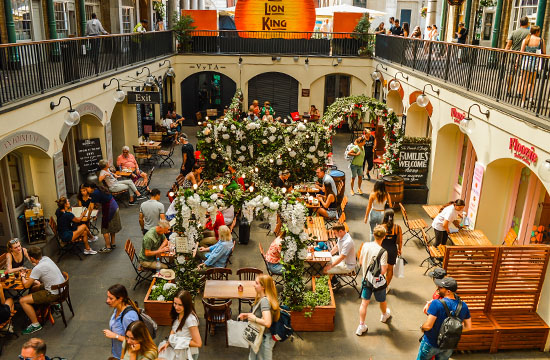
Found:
[120,321,158,360]
[238,274,280,360]
[364,180,393,240]
[103,284,140,359]
[381,209,402,291]
[520,26,545,107]
[158,290,202,360]
[348,136,366,195]
[432,199,465,246]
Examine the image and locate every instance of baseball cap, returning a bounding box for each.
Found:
[434,277,458,292]
[180,133,188,140]
[427,268,447,279]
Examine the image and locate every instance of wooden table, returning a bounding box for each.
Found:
[115,170,133,177]
[305,216,328,242]
[295,185,320,194]
[1,275,29,298]
[304,250,332,280]
[141,141,161,149]
[423,205,443,219]
[449,229,492,246]
[203,280,256,300]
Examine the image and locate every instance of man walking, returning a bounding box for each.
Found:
[86,13,108,36]
[505,16,530,96]
[139,189,165,235]
[356,225,391,336]
[180,133,195,176]
[21,338,49,360]
[417,277,472,360]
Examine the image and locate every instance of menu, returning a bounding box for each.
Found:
[76,138,102,174]
[397,142,431,186]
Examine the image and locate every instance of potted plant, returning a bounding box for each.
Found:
[144,278,178,326]
[172,14,196,52]
[288,275,336,332]
[353,13,374,58]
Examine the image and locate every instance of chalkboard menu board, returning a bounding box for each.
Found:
[76,138,102,174]
[397,142,431,186]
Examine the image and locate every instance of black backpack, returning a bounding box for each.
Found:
[437,298,464,350]
[270,306,293,342]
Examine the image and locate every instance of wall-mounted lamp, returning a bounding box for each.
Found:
[293,56,299,62]
[137,66,155,87]
[416,83,440,108]
[50,96,80,126]
[333,58,343,67]
[539,159,550,183]
[371,63,388,81]
[103,78,126,103]
[238,57,243,64]
[271,56,281,61]
[389,73,409,91]
[305,57,309,65]
[159,60,175,78]
[459,103,490,135]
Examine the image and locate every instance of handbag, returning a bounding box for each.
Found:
[227,320,249,348]
[395,256,405,278]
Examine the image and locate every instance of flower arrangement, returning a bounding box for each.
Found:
[380,109,403,176]
[148,279,178,301]
[420,7,428,18]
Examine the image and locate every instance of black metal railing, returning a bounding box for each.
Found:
[181,30,374,57]
[375,34,550,120]
[0,31,174,107]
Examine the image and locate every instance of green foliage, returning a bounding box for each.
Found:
[301,276,332,317]
[148,279,178,301]
[479,0,495,7]
[353,14,374,57]
[175,257,203,299]
[153,2,165,20]
[172,14,196,51]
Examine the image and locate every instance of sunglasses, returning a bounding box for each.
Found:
[19,355,41,360]
[9,238,20,244]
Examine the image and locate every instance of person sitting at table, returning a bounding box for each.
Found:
[262,108,273,121]
[138,220,171,270]
[432,199,465,246]
[139,189,165,235]
[310,105,321,120]
[83,182,122,252]
[315,166,337,196]
[323,224,356,277]
[116,146,148,184]
[252,99,260,116]
[99,159,145,205]
[0,282,15,331]
[260,101,275,117]
[201,211,225,247]
[55,197,97,255]
[20,246,66,334]
[314,182,338,220]
[5,238,32,275]
[247,105,259,121]
[197,225,233,269]
[171,111,185,130]
[77,184,92,208]
[162,114,179,137]
[274,170,290,188]
[265,233,284,274]
[182,164,204,189]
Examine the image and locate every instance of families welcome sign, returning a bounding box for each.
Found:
[234,0,316,37]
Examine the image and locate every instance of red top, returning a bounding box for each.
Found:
[205,211,225,239]
[432,289,442,300]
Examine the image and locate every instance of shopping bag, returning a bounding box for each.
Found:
[395,256,405,278]
[243,321,265,354]
[227,320,249,348]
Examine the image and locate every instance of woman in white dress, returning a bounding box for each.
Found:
[158,290,202,360]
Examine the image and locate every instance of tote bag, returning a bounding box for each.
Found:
[227,320,250,349]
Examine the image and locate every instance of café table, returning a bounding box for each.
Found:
[304,251,332,282]
[294,184,320,194]
[115,169,133,177]
[141,141,162,162]
[422,205,443,219]
[203,280,256,300]
[1,274,29,298]
[305,216,328,242]
[448,229,492,246]
[71,206,99,235]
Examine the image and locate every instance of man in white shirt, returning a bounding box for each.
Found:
[162,116,178,136]
[356,225,391,336]
[139,189,166,235]
[20,247,65,334]
[324,224,356,275]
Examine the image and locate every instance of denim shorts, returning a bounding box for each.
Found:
[361,285,386,302]
[350,164,362,178]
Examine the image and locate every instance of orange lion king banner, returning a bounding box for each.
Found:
[234,0,316,38]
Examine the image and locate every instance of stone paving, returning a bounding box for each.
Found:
[2,128,547,359]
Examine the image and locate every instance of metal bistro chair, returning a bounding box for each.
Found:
[125,239,154,290]
[236,267,263,313]
[332,260,361,296]
[420,229,443,275]
[157,140,176,168]
[400,203,429,246]
[258,243,284,286]
[49,217,83,262]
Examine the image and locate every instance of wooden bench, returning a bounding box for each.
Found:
[443,245,550,353]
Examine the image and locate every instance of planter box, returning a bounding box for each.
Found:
[143,278,173,326]
[289,276,336,332]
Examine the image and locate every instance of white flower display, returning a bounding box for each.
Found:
[231,124,236,131]
[268,135,276,142]
[269,126,277,133]
[318,151,325,157]
[276,158,283,165]
[157,295,165,301]
[297,123,306,131]
[312,157,318,164]
[309,146,316,153]
[269,202,279,210]
[202,128,211,135]
[222,134,230,139]
[240,145,247,151]
[205,138,212,143]
[176,255,185,264]
[236,150,241,155]
[238,155,245,162]
[163,282,177,291]
[289,151,296,158]
[262,197,271,206]
[210,194,218,201]
[262,139,268,144]
[298,248,308,260]
[211,153,217,159]
[283,237,297,260]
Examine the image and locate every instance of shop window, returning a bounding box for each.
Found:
[324,74,350,110]
[121,7,134,33]
[54,0,76,38]
[7,154,25,208]
[85,0,101,20]
[482,13,493,41]
[353,0,366,7]
[509,0,538,32]
[12,0,32,41]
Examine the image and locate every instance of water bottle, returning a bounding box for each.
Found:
[156,257,161,275]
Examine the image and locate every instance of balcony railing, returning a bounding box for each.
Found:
[180,30,374,57]
[375,34,550,120]
[0,31,174,108]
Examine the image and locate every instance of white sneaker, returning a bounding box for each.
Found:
[84,249,98,255]
[355,324,368,336]
[89,236,98,243]
[380,309,391,323]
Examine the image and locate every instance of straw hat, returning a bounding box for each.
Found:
[159,269,175,281]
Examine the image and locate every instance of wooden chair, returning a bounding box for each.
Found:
[0,253,7,270]
[327,213,349,240]
[136,167,154,195]
[419,229,442,275]
[133,145,153,165]
[326,195,348,227]
[48,271,74,327]
[0,309,18,355]
[202,299,232,347]
[400,203,429,246]
[148,131,163,142]
[258,243,284,286]
[236,267,264,313]
[224,241,236,267]
[50,217,83,262]
[205,267,232,281]
[125,239,154,290]
[102,180,129,207]
[502,228,517,246]
[157,140,175,168]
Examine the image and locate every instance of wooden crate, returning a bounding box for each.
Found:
[143,278,173,326]
[290,276,336,332]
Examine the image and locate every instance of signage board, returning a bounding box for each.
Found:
[0,131,49,160]
[127,91,161,104]
[53,151,67,198]
[137,105,143,138]
[76,138,102,174]
[397,142,431,186]
[234,0,316,38]
[467,162,484,229]
[509,137,538,165]
[301,89,310,97]
[451,107,466,124]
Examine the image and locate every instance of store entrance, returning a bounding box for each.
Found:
[0,174,13,246]
[62,128,80,196]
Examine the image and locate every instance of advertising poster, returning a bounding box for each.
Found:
[467,162,485,229]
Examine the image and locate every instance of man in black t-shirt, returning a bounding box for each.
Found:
[362,132,375,180]
[456,22,468,44]
[274,170,290,188]
[390,19,403,36]
[180,133,195,176]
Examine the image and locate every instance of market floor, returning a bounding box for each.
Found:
[2,128,548,360]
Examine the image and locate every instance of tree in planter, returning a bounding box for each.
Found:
[353,13,374,57]
[172,14,196,52]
